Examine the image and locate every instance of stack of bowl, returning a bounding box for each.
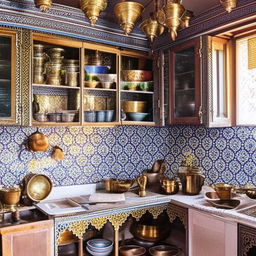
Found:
[122,101,149,122]
[86,238,113,256]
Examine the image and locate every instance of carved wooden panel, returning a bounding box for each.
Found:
[238,224,256,256]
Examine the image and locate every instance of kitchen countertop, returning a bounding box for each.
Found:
[36,184,256,227]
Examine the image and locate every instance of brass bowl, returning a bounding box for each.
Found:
[212,183,233,200]
[144,172,163,186]
[130,223,170,242]
[161,179,179,195]
[246,189,256,199]
[26,174,53,202]
[122,101,147,113]
[119,245,146,256]
[149,245,181,256]
[1,187,21,207]
[84,81,102,88]
[58,230,78,245]
[104,179,134,193]
[121,70,153,82]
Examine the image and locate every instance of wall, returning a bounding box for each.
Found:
[0,125,255,187]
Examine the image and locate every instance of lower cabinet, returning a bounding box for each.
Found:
[0,220,53,256]
[189,209,237,256]
[238,224,256,256]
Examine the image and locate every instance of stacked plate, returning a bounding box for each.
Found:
[86,239,113,256]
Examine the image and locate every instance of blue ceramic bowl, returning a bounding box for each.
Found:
[87,239,113,253]
[86,246,112,256]
[84,65,109,74]
[126,112,149,121]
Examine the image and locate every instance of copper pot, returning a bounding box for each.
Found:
[212,183,233,200]
[27,131,49,152]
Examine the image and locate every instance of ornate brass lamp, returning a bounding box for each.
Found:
[140,16,165,43]
[35,0,52,12]
[114,1,144,35]
[80,0,107,26]
[220,0,238,13]
[156,0,191,41]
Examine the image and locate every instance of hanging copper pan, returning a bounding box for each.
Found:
[27,131,49,152]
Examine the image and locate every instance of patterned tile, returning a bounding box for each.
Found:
[0,125,256,187]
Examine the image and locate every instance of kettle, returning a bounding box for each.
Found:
[178,169,205,195]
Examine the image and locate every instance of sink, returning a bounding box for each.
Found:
[36,198,86,216]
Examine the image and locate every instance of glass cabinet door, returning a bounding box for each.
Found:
[0,31,17,124]
[170,38,201,125]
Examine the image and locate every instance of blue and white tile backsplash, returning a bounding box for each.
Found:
[0,125,256,187]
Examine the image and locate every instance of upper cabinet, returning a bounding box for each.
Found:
[120,51,155,126]
[0,29,21,125]
[169,38,202,125]
[29,33,156,127]
[202,36,235,127]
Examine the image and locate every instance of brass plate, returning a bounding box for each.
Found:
[27,174,52,201]
[208,199,240,210]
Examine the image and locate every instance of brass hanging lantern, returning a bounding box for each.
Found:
[114,1,144,35]
[156,0,191,41]
[80,0,107,26]
[35,0,52,12]
[140,17,165,43]
[220,0,238,13]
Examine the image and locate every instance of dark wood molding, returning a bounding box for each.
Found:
[0,0,149,51]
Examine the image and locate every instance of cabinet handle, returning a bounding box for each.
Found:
[198,106,203,124]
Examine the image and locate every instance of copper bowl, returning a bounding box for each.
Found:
[121,70,153,81]
[144,172,163,186]
[26,174,53,202]
[119,245,146,256]
[104,178,134,193]
[149,245,181,256]
[122,101,147,113]
[161,179,179,195]
[212,183,233,200]
[130,223,170,242]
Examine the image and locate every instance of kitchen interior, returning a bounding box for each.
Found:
[0,0,256,255]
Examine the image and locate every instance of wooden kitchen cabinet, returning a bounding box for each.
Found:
[0,29,21,125]
[169,38,202,125]
[189,209,237,256]
[0,219,53,256]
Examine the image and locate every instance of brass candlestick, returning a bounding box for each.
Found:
[137,175,147,197]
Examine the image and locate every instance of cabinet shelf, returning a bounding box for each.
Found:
[121,90,153,95]
[32,121,80,126]
[175,70,194,76]
[83,87,117,92]
[33,84,80,90]
[122,120,155,126]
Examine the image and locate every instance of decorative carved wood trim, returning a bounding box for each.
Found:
[238,224,256,256]
[167,203,188,229]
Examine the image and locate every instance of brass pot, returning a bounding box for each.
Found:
[212,183,233,200]
[48,48,65,59]
[0,187,21,209]
[130,222,170,242]
[27,131,49,152]
[104,178,134,193]
[34,44,44,57]
[178,170,204,195]
[122,101,147,113]
[161,178,179,195]
[121,70,153,82]
[119,245,146,256]
[58,230,78,245]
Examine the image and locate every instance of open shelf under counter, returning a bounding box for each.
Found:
[32,84,80,90]
[121,89,154,95]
